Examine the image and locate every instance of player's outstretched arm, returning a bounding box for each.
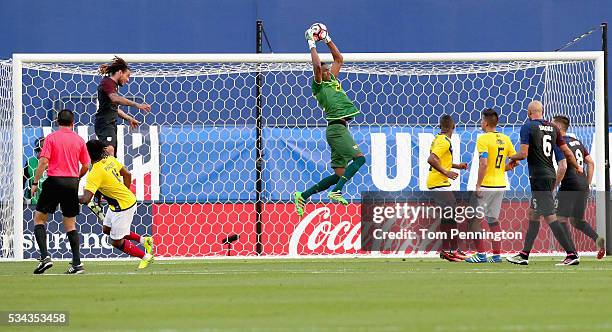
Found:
[311,48,323,83]
[510,144,528,161]
[109,93,151,112]
[327,41,344,78]
[306,28,323,83]
[306,23,343,77]
[118,109,140,129]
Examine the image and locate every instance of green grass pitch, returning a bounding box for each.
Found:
[1,257,612,331]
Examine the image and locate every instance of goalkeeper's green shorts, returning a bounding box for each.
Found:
[326,123,362,168]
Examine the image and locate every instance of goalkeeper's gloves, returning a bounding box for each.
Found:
[322,31,332,44]
[305,28,316,49]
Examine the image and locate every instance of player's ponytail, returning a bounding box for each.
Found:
[98,56,130,76]
[98,63,110,75]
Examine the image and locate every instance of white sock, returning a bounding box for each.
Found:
[139,236,146,245]
[143,253,152,260]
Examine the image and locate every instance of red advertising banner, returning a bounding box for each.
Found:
[152,203,258,257]
[152,202,597,257]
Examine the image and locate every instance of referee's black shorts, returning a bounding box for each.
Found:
[529,177,555,217]
[36,176,80,217]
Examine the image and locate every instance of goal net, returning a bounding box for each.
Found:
[0,52,607,259]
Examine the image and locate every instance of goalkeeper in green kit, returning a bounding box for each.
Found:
[294,23,367,217]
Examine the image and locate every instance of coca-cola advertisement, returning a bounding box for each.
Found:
[150,200,598,257]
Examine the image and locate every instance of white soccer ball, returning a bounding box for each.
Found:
[310,23,328,42]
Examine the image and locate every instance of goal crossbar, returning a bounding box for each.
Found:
[12,51,605,64]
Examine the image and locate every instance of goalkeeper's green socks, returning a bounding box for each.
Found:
[301,156,366,200]
[302,174,340,200]
[331,156,366,193]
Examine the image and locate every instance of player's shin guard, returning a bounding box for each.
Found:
[34,224,49,258]
[117,240,145,259]
[66,230,81,266]
[572,220,599,242]
[331,156,366,193]
[521,220,540,256]
[549,221,577,255]
[302,174,340,200]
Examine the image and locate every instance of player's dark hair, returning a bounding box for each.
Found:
[553,115,570,131]
[57,109,74,126]
[439,114,455,132]
[86,139,109,163]
[99,56,130,76]
[482,108,499,127]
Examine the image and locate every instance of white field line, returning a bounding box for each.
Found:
[2,267,612,277]
[0,252,602,262]
[434,322,612,332]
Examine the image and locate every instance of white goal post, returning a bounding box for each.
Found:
[2,51,608,260]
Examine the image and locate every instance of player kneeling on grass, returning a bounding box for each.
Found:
[79,139,154,269]
[465,108,518,264]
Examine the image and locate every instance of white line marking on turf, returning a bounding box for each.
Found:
[435,322,612,331]
[3,267,612,277]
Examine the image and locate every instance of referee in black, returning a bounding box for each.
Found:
[31,110,91,274]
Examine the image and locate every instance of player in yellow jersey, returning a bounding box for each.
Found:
[465,108,519,263]
[426,115,469,262]
[79,139,154,269]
